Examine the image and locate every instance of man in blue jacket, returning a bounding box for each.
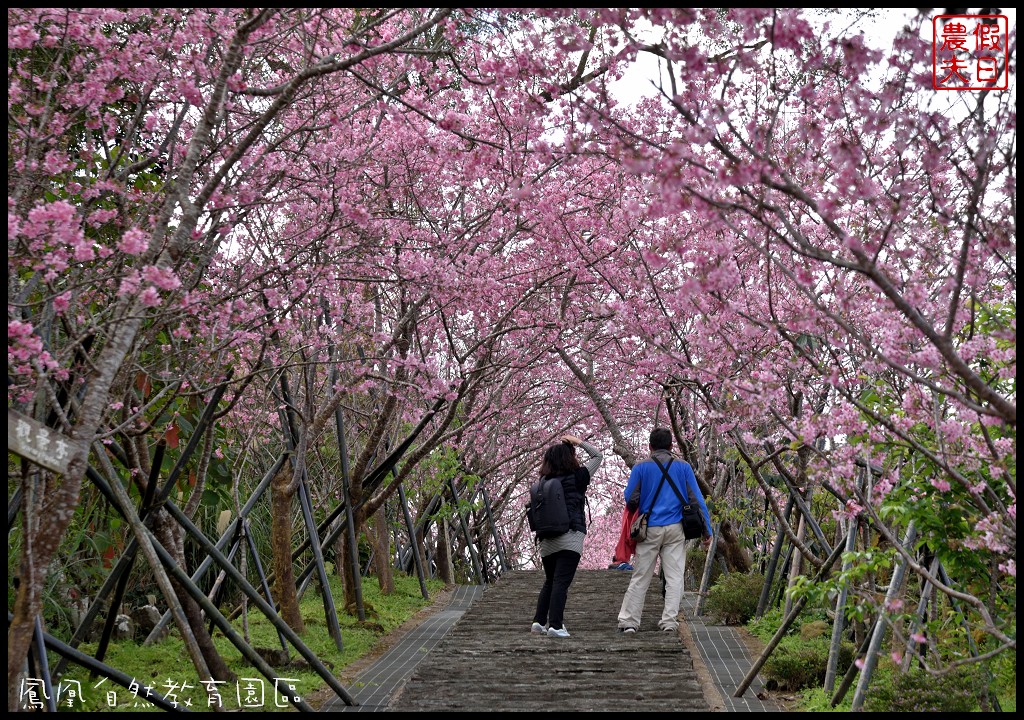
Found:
[616,427,712,634]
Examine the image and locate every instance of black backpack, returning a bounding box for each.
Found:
[526,475,572,539]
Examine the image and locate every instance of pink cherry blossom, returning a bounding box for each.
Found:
[118,228,149,255]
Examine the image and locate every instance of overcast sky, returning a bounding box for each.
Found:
[608,8,1017,106]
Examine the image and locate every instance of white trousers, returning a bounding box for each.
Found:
[616,522,693,631]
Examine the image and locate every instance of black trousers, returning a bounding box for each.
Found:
[533,549,582,630]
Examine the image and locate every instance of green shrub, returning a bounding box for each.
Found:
[762,635,854,691]
[746,598,832,644]
[705,572,764,625]
[747,606,784,644]
[865,665,986,713]
[799,619,830,640]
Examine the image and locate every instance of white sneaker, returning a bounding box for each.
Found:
[530,622,548,635]
[547,626,570,638]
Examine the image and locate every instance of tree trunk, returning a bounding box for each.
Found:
[370,507,395,595]
[8,462,84,711]
[435,517,454,585]
[415,523,430,580]
[719,520,752,573]
[153,511,235,682]
[333,523,348,586]
[270,467,305,633]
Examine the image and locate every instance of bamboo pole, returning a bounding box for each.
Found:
[850,521,917,712]
[695,522,719,617]
[901,555,940,672]
[89,465,356,707]
[449,478,484,585]
[398,481,429,599]
[830,632,873,707]
[824,515,860,694]
[756,496,794,618]
[332,394,365,620]
[778,474,832,557]
[243,520,289,653]
[277,370,344,652]
[95,441,164,664]
[145,453,285,643]
[159,494,357,707]
[149,537,315,712]
[87,454,219,709]
[32,614,57,711]
[479,486,510,574]
[297,478,344,651]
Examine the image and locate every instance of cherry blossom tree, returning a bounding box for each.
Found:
[8,6,456,704]
[510,5,1015,665]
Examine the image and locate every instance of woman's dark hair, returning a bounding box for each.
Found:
[540,441,579,477]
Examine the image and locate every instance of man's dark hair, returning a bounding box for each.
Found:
[649,427,672,451]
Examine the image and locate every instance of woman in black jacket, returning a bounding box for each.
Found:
[530,435,603,638]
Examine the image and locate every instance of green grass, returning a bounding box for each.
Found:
[791,686,851,712]
[53,573,446,712]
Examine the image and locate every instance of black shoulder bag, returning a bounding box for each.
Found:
[653,458,708,540]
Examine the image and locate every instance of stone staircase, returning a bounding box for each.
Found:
[388,569,708,712]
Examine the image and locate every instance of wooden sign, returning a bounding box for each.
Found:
[7,410,73,475]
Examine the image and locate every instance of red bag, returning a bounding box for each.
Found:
[613,507,639,563]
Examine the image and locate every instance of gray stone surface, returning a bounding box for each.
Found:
[321,568,782,713]
[682,595,782,712]
[389,569,709,712]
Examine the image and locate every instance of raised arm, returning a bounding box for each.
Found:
[563,435,603,476]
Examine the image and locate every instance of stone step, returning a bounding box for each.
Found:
[390,569,709,712]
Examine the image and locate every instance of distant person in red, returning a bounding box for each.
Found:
[608,488,641,570]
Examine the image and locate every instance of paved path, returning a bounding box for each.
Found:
[320,569,780,712]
